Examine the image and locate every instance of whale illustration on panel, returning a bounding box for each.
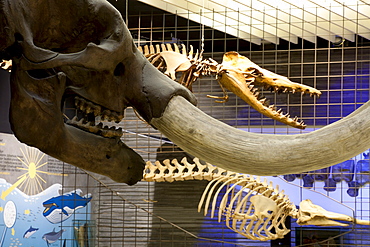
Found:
[42,189,92,224]
[23,226,39,238]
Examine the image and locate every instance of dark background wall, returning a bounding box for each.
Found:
[0,69,12,134]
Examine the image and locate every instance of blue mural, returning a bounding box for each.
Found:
[0,181,92,247]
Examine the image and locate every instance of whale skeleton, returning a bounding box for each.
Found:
[143,157,370,241]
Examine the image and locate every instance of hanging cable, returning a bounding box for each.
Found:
[200,0,205,55]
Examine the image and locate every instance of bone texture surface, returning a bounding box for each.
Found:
[151,95,370,176]
[0,59,11,71]
[143,157,370,241]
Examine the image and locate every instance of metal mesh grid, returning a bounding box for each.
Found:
[62,1,370,246]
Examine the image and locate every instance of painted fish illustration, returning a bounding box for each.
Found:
[23,226,39,238]
[42,228,65,246]
[42,189,92,224]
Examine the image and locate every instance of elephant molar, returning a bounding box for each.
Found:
[101,126,123,138]
[75,97,101,115]
[74,96,124,122]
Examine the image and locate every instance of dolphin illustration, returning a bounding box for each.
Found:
[42,228,65,246]
[23,226,39,238]
[42,189,92,224]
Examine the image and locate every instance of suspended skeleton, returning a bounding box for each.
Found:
[139,44,322,129]
[143,157,370,241]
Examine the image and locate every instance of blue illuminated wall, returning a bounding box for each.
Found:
[191,36,370,246]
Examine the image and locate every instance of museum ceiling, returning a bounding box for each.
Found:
[114,0,370,46]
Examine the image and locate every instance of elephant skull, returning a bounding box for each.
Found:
[0,0,195,185]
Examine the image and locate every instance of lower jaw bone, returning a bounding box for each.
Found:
[150,96,370,176]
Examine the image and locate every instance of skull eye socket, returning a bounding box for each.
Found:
[14,32,23,42]
[114,62,125,76]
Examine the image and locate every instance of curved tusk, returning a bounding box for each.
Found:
[150,96,370,175]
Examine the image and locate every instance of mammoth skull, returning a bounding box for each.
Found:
[1,0,370,185]
[0,0,196,185]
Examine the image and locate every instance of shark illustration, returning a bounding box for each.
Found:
[42,228,65,246]
[23,226,39,238]
[42,189,92,224]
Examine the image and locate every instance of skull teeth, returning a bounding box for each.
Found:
[67,116,123,138]
[69,96,124,138]
[257,83,320,97]
[258,97,305,127]
[75,96,123,123]
[248,81,307,128]
[259,98,267,105]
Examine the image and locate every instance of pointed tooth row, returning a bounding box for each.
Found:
[259,98,267,105]
[67,116,123,138]
[250,81,307,128]
[257,97,306,128]
[274,107,305,127]
[263,84,320,97]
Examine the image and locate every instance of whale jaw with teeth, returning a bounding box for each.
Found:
[68,96,124,138]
